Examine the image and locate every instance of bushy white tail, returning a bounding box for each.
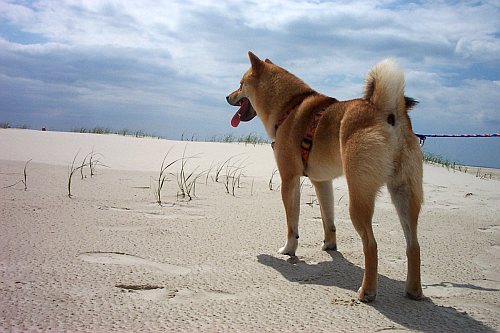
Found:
[364,59,405,115]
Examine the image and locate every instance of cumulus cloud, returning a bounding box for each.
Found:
[0,0,499,154]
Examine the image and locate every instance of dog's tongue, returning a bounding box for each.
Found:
[231,111,241,128]
[230,99,249,128]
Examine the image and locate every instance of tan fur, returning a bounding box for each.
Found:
[226,52,424,302]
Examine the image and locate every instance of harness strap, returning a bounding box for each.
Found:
[301,109,324,169]
[272,106,326,176]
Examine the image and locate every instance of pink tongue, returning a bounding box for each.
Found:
[231,110,241,128]
[230,99,249,128]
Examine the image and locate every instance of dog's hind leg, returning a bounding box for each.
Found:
[278,176,301,256]
[311,180,337,251]
[388,177,423,300]
[347,184,379,302]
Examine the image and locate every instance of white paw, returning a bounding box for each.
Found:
[321,241,337,251]
[358,287,377,303]
[278,238,298,256]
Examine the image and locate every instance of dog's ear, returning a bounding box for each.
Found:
[264,58,274,64]
[248,51,263,75]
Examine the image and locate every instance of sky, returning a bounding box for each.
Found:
[0,0,499,167]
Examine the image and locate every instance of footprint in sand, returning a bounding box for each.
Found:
[98,205,205,220]
[473,245,500,281]
[142,212,205,220]
[99,225,148,232]
[115,285,236,303]
[168,288,236,303]
[477,225,500,233]
[115,284,169,302]
[78,252,190,276]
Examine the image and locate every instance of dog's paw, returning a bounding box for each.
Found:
[278,238,298,256]
[278,246,295,256]
[321,241,337,251]
[358,287,377,303]
[405,288,424,301]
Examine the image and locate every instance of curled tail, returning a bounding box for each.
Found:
[364,59,418,116]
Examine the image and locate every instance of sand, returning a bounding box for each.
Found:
[1,129,499,332]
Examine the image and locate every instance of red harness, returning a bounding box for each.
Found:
[273,107,326,175]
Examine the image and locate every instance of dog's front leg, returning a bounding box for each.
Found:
[278,176,301,256]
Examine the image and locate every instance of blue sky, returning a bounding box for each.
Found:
[1,0,499,167]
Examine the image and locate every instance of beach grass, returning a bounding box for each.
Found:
[152,149,179,205]
[422,151,493,179]
[223,159,246,196]
[4,124,270,146]
[71,127,164,139]
[175,146,205,201]
[206,133,269,145]
[0,122,30,129]
[3,125,496,179]
[3,159,32,191]
[67,150,106,198]
[79,150,107,179]
[68,151,87,198]
[269,168,279,191]
[69,127,269,145]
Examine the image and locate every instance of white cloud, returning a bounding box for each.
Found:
[0,0,499,148]
[0,0,35,25]
[455,36,500,61]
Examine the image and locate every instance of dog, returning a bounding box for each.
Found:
[226,52,423,302]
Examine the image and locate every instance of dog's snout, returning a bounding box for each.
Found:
[226,95,230,102]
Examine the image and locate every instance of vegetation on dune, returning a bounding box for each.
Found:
[3,123,495,185]
[0,122,30,129]
[422,151,493,179]
[70,127,269,145]
[71,127,155,138]
[3,122,270,146]
[205,132,269,145]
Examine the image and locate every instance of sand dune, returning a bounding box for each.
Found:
[1,129,499,332]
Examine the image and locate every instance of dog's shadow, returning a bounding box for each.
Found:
[257,252,495,332]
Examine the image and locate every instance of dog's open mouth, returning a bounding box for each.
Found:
[230,98,257,128]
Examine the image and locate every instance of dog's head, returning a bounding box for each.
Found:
[226,51,275,128]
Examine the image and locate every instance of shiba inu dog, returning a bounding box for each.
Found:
[226,52,423,302]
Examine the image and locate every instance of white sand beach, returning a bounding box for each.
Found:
[1,129,499,332]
